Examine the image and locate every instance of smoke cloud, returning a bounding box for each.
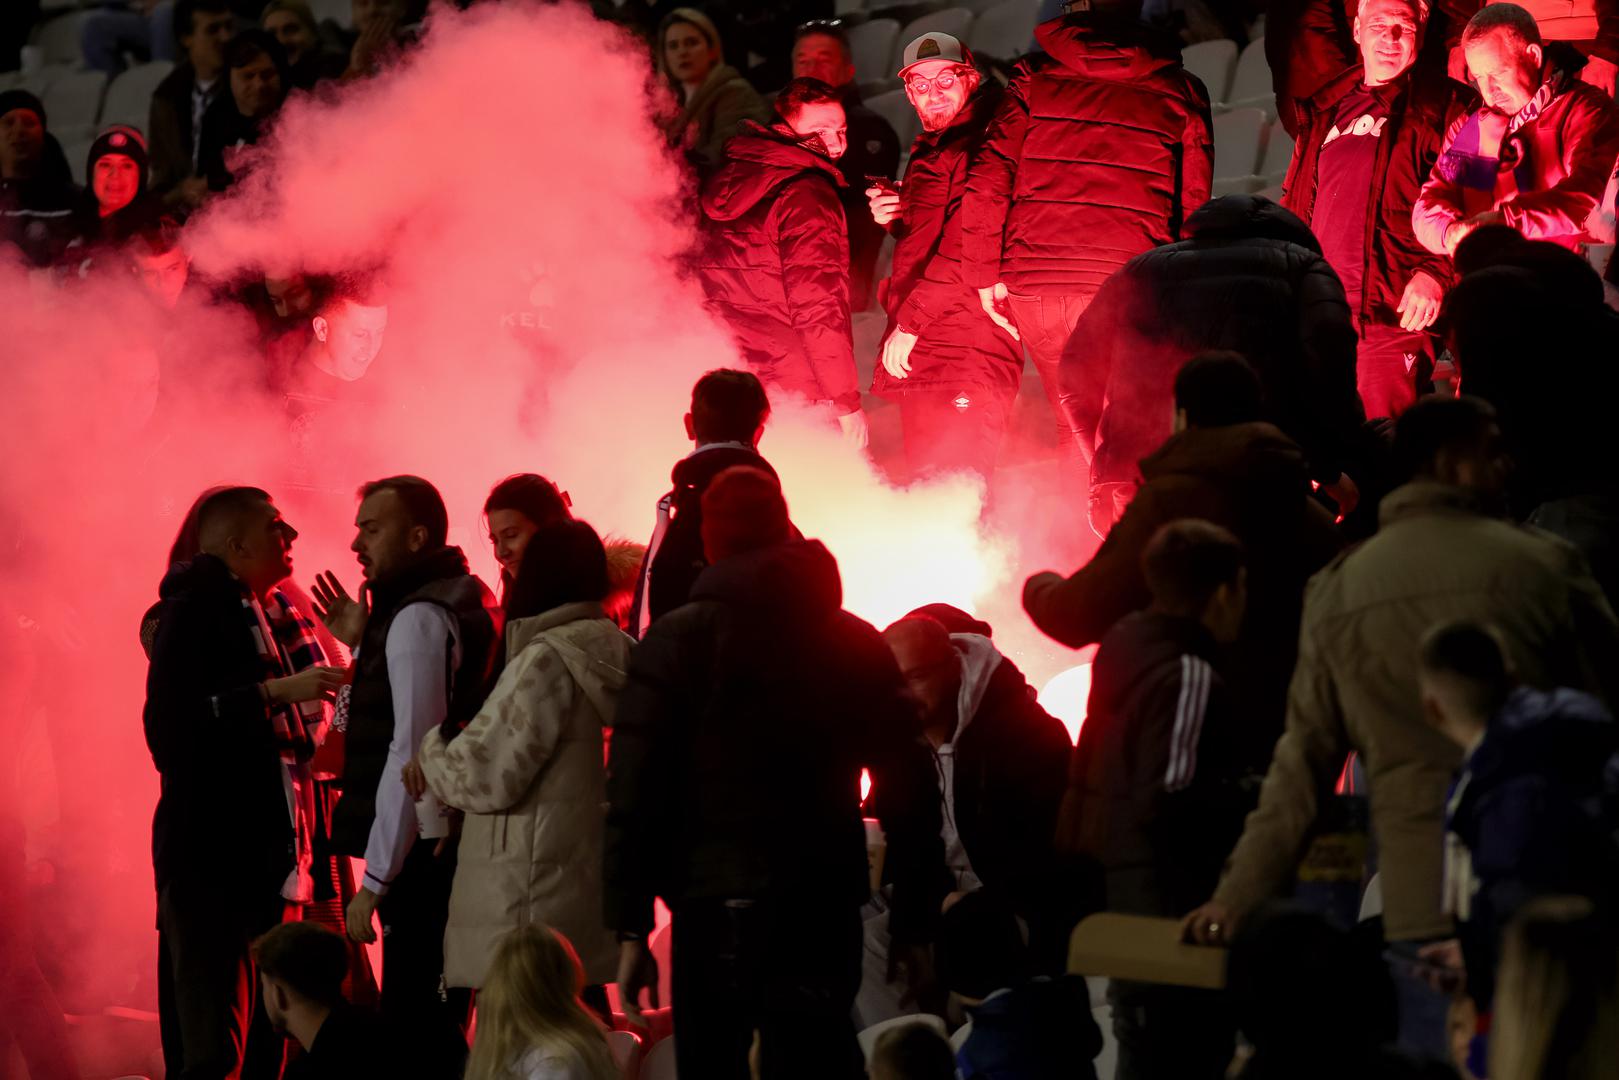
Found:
[0,0,1088,1048]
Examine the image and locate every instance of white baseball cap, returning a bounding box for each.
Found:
[898,32,974,77]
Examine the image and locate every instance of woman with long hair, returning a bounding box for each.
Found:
[464,924,617,1080]
[416,520,632,1002]
[484,473,571,598]
[654,8,767,171]
[1490,895,1619,1080]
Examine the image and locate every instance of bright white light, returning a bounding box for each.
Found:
[1039,663,1093,745]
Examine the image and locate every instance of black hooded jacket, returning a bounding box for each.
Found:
[1,132,79,267]
[696,122,859,414]
[605,539,944,942]
[1062,195,1363,490]
[143,555,293,893]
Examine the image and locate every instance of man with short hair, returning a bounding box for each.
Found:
[790,23,901,312]
[1064,519,1251,1080]
[1183,396,1619,1055]
[149,0,237,209]
[312,476,499,1076]
[1025,352,1342,767]
[1282,0,1473,419]
[607,466,943,1079]
[960,0,1212,473]
[628,368,786,635]
[256,921,403,1078]
[198,29,289,192]
[1414,2,1619,252]
[697,77,869,448]
[867,33,1022,484]
[144,486,346,1080]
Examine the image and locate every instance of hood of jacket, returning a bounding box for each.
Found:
[505,601,631,721]
[1034,16,1183,81]
[701,120,847,222]
[1140,422,1313,499]
[950,633,1006,744]
[689,538,842,621]
[158,551,240,601]
[1183,193,1322,253]
[669,442,774,491]
[1464,686,1618,797]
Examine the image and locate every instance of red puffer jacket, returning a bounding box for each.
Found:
[696,122,860,415]
[872,86,1022,401]
[960,16,1213,297]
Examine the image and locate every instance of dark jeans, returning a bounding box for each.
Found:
[897,386,1015,485]
[156,876,287,1080]
[1108,979,1235,1080]
[1006,291,1095,468]
[377,839,468,1077]
[1356,323,1431,420]
[672,898,864,1080]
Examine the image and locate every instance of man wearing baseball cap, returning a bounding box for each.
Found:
[866,33,1022,485]
[960,0,1212,501]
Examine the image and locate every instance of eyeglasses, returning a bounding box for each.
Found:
[905,68,968,96]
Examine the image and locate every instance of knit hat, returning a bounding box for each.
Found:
[700,466,790,562]
[898,32,973,77]
[0,88,46,127]
[87,125,149,199]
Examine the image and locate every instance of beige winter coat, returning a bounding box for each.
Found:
[417,602,632,988]
[1213,483,1619,941]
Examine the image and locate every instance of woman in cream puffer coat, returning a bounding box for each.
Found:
[417,520,633,989]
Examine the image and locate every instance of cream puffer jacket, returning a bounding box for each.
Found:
[418,602,632,988]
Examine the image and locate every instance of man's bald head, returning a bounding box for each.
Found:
[192,486,297,593]
[884,615,962,739]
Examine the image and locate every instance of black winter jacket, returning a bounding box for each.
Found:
[873,87,1022,401]
[697,122,860,414]
[960,15,1213,296]
[1282,63,1472,330]
[604,540,944,942]
[143,555,293,893]
[1065,195,1363,489]
[1059,612,1256,916]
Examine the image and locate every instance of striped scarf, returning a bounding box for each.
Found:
[1436,78,1559,214]
[243,588,331,763]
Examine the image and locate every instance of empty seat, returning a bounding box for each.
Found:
[100,60,173,134]
[1258,124,1294,181]
[21,61,80,97]
[41,68,107,136]
[63,135,96,185]
[893,8,975,71]
[1212,106,1266,180]
[864,87,921,154]
[641,1037,676,1080]
[858,1014,949,1062]
[1224,36,1273,113]
[967,0,1040,62]
[1181,38,1237,104]
[29,10,97,66]
[850,18,901,84]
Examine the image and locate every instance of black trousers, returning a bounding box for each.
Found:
[1108,979,1235,1080]
[156,876,286,1080]
[672,898,864,1080]
[897,386,1015,486]
[376,839,468,1077]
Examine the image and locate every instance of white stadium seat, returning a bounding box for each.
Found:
[865,87,921,153]
[1212,107,1266,180]
[29,10,96,66]
[1181,38,1237,104]
[100,60,173,135]
[1224,36,1273,114]
[849,18,901,85]
[967,0,1040,61]
[41,68,107,135]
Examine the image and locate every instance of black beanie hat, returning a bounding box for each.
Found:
[0,88,46,128]
[87,126,150,195]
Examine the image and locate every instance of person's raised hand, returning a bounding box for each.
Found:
[867,186,902,226]
[1397,270,1444,332]
[880,327,919,379]
[977,282,1020,341]
[1417,938,1467,994]
[616,939,660,1027]
[838,408,870,450]
[1181,900,1235,946]
[1322,472,1360,517]
[311,571,367,648]
[265,665,346,706]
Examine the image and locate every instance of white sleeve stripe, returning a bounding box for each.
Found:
[1166,655,1212,792]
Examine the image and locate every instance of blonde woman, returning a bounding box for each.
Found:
[465,925,617,1080]
[1490,896,1619,1080]
[654,8,768,170]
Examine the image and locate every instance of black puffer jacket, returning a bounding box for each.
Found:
[604,540,944,942]
[873,86,1021,400]
[1064,195,1363,489]
[143,555,293,893]
[960,14,1213,296]
[697,122,860,414]
[1283,63,1472,329]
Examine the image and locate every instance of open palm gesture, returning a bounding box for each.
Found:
[311,571,368,649]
